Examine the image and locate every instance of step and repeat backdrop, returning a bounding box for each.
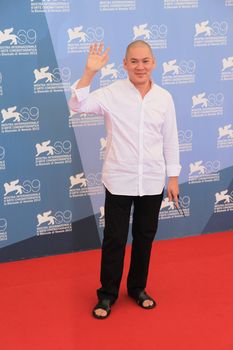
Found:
[0,0,233,262]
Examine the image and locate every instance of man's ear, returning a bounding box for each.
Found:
[123,58,127,70]
[153,57,156,69]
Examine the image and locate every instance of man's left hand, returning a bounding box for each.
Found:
[167,176,179,208]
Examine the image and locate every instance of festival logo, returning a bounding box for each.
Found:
[99,206,105,228]
[188,160,220,184]
[132,23,167,49]
[191,92,224,117]
[67,26,104,53]
[99,137,107,160]
[34,67,54,83]
[159,195,190,220]
[194,20,228,47]
[0,146,6,170]
[178,130,192,152]
[37,210,72,235]
[162,59,195,85]
[31,0,70,13]
[0,28,37,56]
[1,106,40,133]
[221,56,233,81]
[35,140,72,166]
[214,189,233,213]
[164,0,198,9]
[68,112,104,128]
[99,63,127,87]
[33,66,71,93]
[69,171,104,197]
[217,124,233,149]
[99,0,136,11]
[0,218,7,241]
[3,179,41,205]
[0,28,18,45]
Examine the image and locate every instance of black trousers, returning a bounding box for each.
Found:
[97,188,164,303]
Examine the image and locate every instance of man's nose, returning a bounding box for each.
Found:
[136,61,144,69]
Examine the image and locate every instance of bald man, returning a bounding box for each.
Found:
[69,41,181,319]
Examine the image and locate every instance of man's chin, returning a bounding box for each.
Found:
[132,76,148,84]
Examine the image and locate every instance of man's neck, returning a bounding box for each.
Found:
[134,80,152,98]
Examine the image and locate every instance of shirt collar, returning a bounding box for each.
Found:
[126,77,155,97]
[126,77,154,89]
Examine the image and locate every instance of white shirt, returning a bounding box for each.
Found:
[70,79,181,196]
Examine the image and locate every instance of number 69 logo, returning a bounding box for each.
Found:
[87,172,102,186]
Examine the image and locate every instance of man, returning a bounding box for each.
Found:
[69,41,181,319]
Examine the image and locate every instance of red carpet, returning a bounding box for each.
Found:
[1,231,233,350]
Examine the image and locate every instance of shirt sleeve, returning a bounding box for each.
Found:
[68,79,106,115]
[163,93,182,177]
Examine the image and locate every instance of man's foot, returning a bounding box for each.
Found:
[129,290,156,309]
[92,299,112,319]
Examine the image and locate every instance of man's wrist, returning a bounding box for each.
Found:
[83,67,97,78]
[168,176,178,181]
[75,70,96,89]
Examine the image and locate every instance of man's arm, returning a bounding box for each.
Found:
[69,42,110,114]
[76,42,110,89]
[163,93,181,208]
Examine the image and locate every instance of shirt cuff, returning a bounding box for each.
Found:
[166,164,182,177]
[71,79,91,101]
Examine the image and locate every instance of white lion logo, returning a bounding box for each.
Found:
[133,24,152,40]
[35,141,56,156]
[69,172,88,188]
[1,106,23,123]
[215,190,233,204]
[160,197,175,210]
[163,60,180,75]
[67,26,88,43]
[222,57,233,72]
[192,93,208,108]
[4,180,25,196]
[218,125,233,139]
[34,67,55,83]
[100,64,118,79]
[189,161,207,175]
[37,211,56,226]
[100,137,107,151]
[0,28,19,45]
[99,206,105,219]
[195,21,213,37]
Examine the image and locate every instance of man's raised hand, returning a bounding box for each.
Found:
[85,42,110,73]
[75,43,110,89]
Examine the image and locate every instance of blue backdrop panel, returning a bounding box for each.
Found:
[0,0,232,262]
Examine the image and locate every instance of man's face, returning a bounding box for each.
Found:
[123,45,156,86]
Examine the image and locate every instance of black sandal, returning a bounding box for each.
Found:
[130,290,156,309]
[92,299,112,319]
